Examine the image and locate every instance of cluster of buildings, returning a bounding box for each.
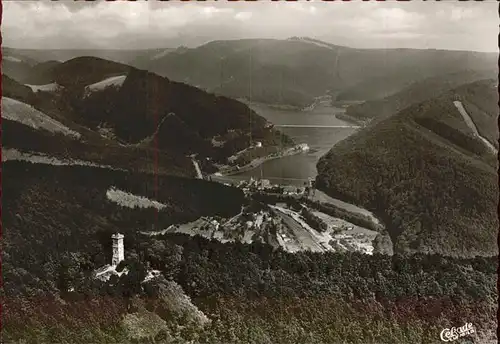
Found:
[197,217,222,231]
[242,211,266,230]
[290,143,310,152]
[237,177,272,190]
[234,177,314,197]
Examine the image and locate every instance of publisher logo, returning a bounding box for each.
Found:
[440,323,475,342]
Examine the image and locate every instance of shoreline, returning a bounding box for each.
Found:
[214,144,310,177]
[333,113,368,127]
[238,98,304,112]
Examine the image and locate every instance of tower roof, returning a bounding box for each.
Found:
[112,233,124,239]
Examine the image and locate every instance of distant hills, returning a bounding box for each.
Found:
[5,39,495,109]
[316,79,498,258]
[1,46,175,85]
[127,37,496,108]
[3,46,171,65]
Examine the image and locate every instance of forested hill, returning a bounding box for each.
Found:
[3,160,497,343]
[5,227,497,343]
[345,70,496,122]
[133,38,496,108]
[316,79,498,258]
[3,57,291,173]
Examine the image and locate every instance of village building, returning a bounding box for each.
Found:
[254,214,264,229]
[210,219,220,231]
[258,179,271,189]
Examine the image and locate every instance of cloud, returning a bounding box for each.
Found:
[289,3,318,15]
[449,7,479,21]
[235,12,253,22]
[2,1,497,52]
[201,6,235,18]
[372,8,425,31]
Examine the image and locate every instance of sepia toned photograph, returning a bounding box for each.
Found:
[1,1,498,343]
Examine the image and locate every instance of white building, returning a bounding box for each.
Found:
[255,142,262,148]
[298,143,310,151]
[210,219,220,231]
[254,214,264,229]
[307,177,314,188]
[112,233,125,266]
[259,179,271,189]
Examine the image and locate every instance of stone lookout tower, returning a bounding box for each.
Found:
[112,233,125,266]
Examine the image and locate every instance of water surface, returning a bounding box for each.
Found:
[229,102,357,185]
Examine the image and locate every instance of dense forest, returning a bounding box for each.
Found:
[3,156,496,343]
[4,233,497,343]
[2,119,195,177]
[316,82,498,258]
[2,161,245,297]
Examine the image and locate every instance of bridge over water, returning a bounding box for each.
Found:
[273,124,361,129]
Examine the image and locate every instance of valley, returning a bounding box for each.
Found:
[217,100,359,184]
[137,179,380,255]
[2,19,498,344]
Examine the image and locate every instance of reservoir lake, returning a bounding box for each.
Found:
[223,101,358,185]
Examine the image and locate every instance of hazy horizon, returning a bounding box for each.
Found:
[4,38,499,55]
[4,1,499,53]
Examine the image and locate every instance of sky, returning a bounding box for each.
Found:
[3,0,499,52]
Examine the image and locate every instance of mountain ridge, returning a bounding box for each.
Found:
[3,56,292,173]
[130,38,496,108]
[316,79,498,258]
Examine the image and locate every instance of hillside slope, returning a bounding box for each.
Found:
[4,57,292,172]
[2,74,38,104]
[316,80,498,258]
[3,161,245,295]
[2,48,40,81]
[452,80,499,148]
[346,70,496,123]
[2,160,243,342]
[23,60,63,85]
[2,75,195,177]
[136,38,496,108]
